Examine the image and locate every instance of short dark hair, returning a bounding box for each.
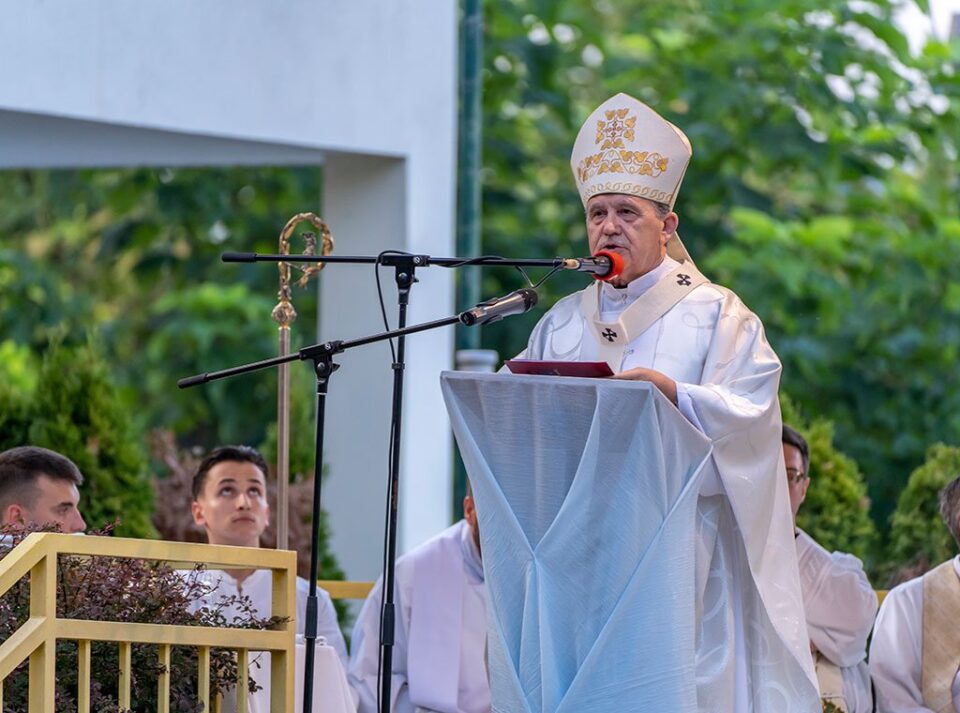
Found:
[782,425,810,476]
[650,200,671,219]
[939,475,960,548]
[192,445,269,500]
[0,446,84,513]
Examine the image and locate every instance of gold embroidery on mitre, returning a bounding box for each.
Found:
[578,107,670,185]
[582,181,672,203]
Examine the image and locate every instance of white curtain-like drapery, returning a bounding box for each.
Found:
[442,372,713,713]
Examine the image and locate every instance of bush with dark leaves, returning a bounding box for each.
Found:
[0,524,284,712]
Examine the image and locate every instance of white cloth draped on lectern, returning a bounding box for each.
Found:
[442,372,713,713]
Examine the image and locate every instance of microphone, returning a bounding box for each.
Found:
[459,288,538,327]
[561,249,625,281]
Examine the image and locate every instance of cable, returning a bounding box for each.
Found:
[527,264,564,289]
[374,250,405,362]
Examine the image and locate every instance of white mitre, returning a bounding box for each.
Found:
[571,93,694,263]
[571,92,691,208]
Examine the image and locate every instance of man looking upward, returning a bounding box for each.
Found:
[190,445,346,663]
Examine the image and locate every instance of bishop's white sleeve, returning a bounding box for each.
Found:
[869,579,934,713]
[348,577,413,713]
[674,384,724,496]
[796,531,876,667]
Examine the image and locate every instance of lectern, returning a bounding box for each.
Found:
[441,373,713,713]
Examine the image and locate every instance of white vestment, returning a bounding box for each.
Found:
[192,567,350,713]
[796,529,876,712]
[192,568,347,664]
[516,256,819,712]
[348,520,489,713]
[870,556,960,713]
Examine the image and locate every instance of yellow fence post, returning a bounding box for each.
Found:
[236,648,249,713]
[271,559,296,712]
[28,551,55,713]
[198,646,211,711]
[77,640,91,713]
[157,644,171,713]
[118,641,132,709]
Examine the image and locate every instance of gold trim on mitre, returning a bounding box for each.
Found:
[571,93,692,210]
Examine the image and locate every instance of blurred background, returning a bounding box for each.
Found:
[1,0,959,588]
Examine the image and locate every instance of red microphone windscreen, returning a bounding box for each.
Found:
[592,249,625,281]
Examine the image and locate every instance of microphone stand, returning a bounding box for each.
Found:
[220,250,562,713]
[180,286,533,713]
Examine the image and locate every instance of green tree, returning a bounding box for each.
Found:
[781,395,877,564]
[0,339,155,537]
[883,443,960,585]
[0,165,341,576]
[0,166,324,451]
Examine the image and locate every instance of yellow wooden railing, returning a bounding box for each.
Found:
[318,579,374,600]
[0,533,296,713]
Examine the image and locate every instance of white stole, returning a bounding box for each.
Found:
[408,524,468,712]
[579,261,708,371]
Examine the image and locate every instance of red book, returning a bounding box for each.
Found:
[504,359,614,378]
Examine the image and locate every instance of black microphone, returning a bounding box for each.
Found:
[459,288,538,326]
[561,249,625,280]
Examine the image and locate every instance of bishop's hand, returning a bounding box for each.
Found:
[609,367,678,406]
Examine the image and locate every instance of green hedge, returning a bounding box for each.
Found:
[782,395,877,566]
[0,338,155,537]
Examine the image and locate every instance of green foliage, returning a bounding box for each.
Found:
[0,341,36,447]
[479,0,960,527]
[0,164,342,586]
[781,395,877,563]
[0,166,323,450]
[884,443,960,583]
[259,365,322,479]
[0,340,155,537]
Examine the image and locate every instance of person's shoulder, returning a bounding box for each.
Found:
[794,527,818,553]
[881,572,923,608]
[541,286,589,317]
[683,279,744,308]
[399,521,466,563]
[680,278,769,335]
[797,528,866,569]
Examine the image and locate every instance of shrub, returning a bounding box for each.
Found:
[0,525,279,712]
[882,443,960,586]
[781,395,877,565]
[0,339,155,538]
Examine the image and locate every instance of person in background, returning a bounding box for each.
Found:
[783,425,876,712]
[870,474,960,713]
[190,444,347,663]
[0,445,86,533]
[348,483,489,713]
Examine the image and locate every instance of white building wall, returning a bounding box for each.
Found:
[0,0,458,579]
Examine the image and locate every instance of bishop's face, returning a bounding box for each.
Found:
[585,194,678,288]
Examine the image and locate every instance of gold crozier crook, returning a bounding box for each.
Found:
[272,212,334,550]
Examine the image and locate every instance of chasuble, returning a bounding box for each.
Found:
[446,265,819,712]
